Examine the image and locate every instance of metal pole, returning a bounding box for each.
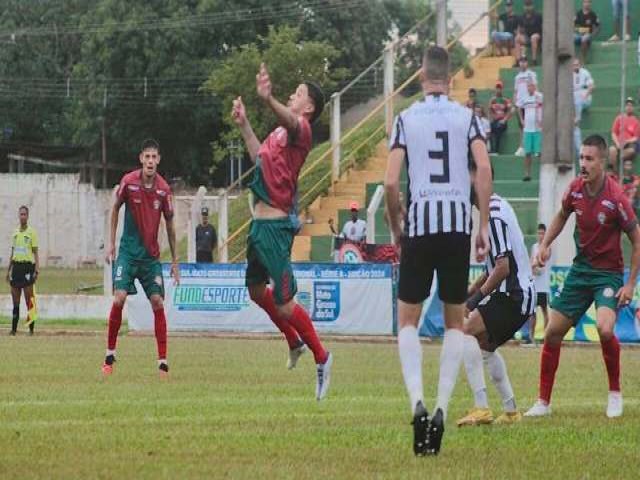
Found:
[330,93,341,183]
[618,1,628,183]
[436,0,447,47]
[218,189,229,263]
[383,46,395,136]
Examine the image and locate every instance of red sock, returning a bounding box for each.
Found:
[600,336,621,392]
[287,304,328,364]
[539,342,561,404]
[107,303,123,351]
[255,288,301,349]
[153,308,168,360]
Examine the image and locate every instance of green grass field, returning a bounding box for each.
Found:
[0,333,638,479]
[0,268,104,295]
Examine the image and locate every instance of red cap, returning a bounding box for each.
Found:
[349,201,359,211]
[496,80,504,88]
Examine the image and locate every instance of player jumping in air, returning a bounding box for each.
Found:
[232,63,333,400]
[525,135,640,418]
[102,139,180,377]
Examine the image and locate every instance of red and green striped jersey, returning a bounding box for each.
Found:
[562,175,638,273]
[250,117,312,212]
[116,169,174,260]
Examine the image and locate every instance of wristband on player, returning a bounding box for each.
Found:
[466,290,486,311]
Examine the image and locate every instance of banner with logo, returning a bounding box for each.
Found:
[419,265,640,343]
[334,237,399,263]
[127,263,394,335]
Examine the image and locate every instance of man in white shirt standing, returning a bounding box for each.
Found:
[341,201,367,242]
[513,56,538,157]
[519,80,543,181]
[573,58,595,159]
[526,223,551,346]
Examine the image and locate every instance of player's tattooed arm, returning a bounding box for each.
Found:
[106,196,124,264]
[620,224,640,305]
[165,216,180,285]
[384,148,405,246]
[536,209,569,267]
[232,96,261,162]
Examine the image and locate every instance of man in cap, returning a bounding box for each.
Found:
[195,206,217,263]
[341,201,367,242]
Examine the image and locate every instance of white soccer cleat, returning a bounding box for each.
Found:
[514,146,525,157]
[524,400,551,417]
[606,391,623,418]
[315,352,333,401]
[287,344,307,370]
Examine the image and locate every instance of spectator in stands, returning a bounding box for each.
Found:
[491,0,521,58]
[574,0,600,63]
[573,58,595,115]
[609,97,640,170]
[489,80,513,154]
[515,0,542,65]
[465,88,477,109]
[340,201,367,242]
[514,55,538,156]
[475,104,492,153]
[519,79,543,182]
[195,207,217,263]
[609,0,631,42]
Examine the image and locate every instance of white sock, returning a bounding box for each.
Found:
[463,335,489,409]
[106,349,116,357]
[483,350,516,412]
[435,328,464,420]
[398,326,424,414]
[158,359,167,366]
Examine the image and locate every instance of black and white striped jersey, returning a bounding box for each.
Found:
[389,94,485,237]
[485,194,536,316]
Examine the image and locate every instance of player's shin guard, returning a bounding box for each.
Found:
[463,335,488,409]
[11,305,19,333]
[107,303,123,351]
[436,328,464,419]
[600,336,621,392]
[287,304,328,364]
[153,308,168,361]
[398,325,424,413]
[539,342,561,404]
[255,288,301,349]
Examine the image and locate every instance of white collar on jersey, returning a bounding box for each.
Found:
[424,93,449,102]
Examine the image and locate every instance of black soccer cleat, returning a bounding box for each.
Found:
[426,408,445,455]
[411,401,430,456]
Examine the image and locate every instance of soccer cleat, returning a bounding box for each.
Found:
[456,408,494,427]
[101,354,116,376]
[607,34,620,42]
[514,146,525,157]
[606,391,623,418]
[9,330,16,336]
[524,400,551,417]
[412,401,429,456]
[426,408,445,455]
[287,343,307,370]
[315,352,333,401]
[494,411,523,425]
[159,362,169,379]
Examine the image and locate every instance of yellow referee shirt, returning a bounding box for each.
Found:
[11,226,38,263]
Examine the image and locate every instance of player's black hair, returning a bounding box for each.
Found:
[582,134,607,158]
[304,81,325,124]
[423,46,449,82]
[537,223,546,231]
[18,205,28,214]
[141,138,161,153]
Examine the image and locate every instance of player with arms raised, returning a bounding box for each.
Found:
[525,135,640,418]
[231,63,333,400]
[102,139,180,377]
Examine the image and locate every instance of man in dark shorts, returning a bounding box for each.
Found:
[6,205,39,335]
[457,189,535,427]
[102,139,180,377]
[195,207,217,263]
[385,46,492,455]
[491,0,521,57]
[232,63,332,400]
[515,0,542,65]
[525,135,640,419]
[526,223,551,345]
[574,0,600,63]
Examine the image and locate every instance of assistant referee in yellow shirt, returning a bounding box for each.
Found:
[5,206,39,335]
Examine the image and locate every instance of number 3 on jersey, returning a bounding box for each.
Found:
[429,131,450,184]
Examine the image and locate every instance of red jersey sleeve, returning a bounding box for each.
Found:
[162,189,174,220]
[616,189,638,233]
[561,181,577,214]
[116,176,129,204]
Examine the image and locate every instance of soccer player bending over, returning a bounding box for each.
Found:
[525,134,640,418]
[457,170,535,427]
[231,63,333,400]
[102,139,180,377]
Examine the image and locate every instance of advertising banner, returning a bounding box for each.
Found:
[420,266,640,342]
[127,263,394,335]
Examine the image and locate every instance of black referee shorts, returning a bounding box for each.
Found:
[477,293,529,351]
[10,262,36,289]
[398,233,470,305]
